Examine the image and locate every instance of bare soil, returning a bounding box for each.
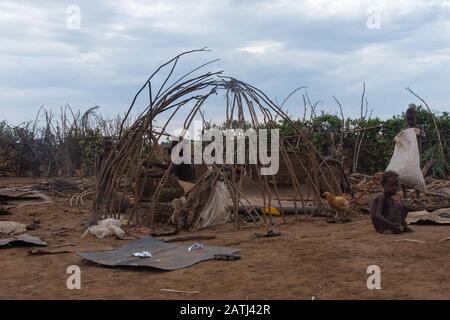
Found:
[1,177,449,300]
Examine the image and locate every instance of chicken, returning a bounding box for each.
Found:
[322,192,350,218]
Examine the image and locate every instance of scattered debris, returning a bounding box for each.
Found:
[157,234,216,243]
[26,218,41,231]
[0,188,52,207]
[178,180,195,194]
[261,206,281,216]
[241,212,260,223]
[0,221,27,236]
[394,239,426,244]
[253,230,281,239]
[81,218,126,239]
[133,226,152,236]
[42,177,95,194]
[407,208,450,225]
[238,204,330,217]
[0,234,47,247]
[160,289,199,294]
[28,248,72,255]
[69,190,94,207]
[214,253,241,261]
[132,251,152,258]
[188,243,204,251]
[28,244,114,255]
[51,227,74,238]
[0,205,11,215]
[150,227,178,236]
[52,242,75,248]
[326,216,352,224]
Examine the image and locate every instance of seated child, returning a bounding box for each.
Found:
[370,171,413,234]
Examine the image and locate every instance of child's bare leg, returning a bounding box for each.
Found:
[401,209,413,232]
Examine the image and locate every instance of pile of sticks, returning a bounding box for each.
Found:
[425,177,450,193]
[350,172,450,210]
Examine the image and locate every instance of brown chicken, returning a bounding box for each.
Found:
[322,192,350,218]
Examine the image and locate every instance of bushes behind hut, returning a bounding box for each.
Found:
[0,106,126,177]
[0,104,448,178]
[278,104,449,178]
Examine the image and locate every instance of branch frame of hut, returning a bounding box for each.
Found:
[92,49,342,229]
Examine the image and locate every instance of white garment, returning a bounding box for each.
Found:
[386,128,426,191]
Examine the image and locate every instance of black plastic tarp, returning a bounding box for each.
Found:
[79,236,240,271]
[0,234,47,247]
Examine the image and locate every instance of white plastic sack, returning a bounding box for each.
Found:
[191,181,232,231]
[0,221,27,236]
[81,218,126,239]
[386,128,426,191]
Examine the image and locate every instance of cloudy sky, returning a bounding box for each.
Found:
[1,0,450,128]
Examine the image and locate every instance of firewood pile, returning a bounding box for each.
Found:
[405,195,450,212]
[350,173,382,193]
[350,173,450,211]
[424,177,450,193]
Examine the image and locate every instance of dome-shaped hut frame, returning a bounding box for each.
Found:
[92,49,342,228]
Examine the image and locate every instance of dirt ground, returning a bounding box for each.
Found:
[1,177,449,300]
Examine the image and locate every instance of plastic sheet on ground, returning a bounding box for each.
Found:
[0,189,52,207]
[407,208,450,225]
[0,234,47,247]
[79,236,240,271]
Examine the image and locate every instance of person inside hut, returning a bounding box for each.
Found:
[135,137,195,202]
[135,159,166,202]
[97,136,114,174]
[143,138,195,182]
[370,170,413,234]
[169,137,196,182]
[403,106,426,198]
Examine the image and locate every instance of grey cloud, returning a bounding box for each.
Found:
[1,0,449,125]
